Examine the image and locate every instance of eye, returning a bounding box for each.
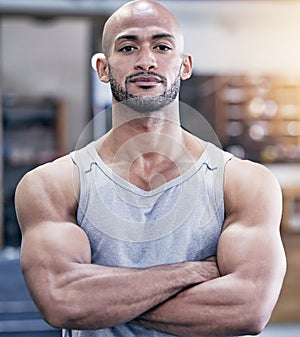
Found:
[154,45,172,52]
[119,45,137,53]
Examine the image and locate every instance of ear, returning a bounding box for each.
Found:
[94,53,110,83]
[180,54,193,81]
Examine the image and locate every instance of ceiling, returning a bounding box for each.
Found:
[0,0,293,17]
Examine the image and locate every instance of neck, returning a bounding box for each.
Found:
[111,99,181,131]
[104,119,184,164]
[95,101,206,190]
[100,99,182,160]
[97,119,202,191]
[97,98,203,189]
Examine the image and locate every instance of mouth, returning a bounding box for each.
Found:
[128,74,164,88]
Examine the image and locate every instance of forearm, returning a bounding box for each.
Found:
[135,197,286,337]
[26,260,218,330]
[134,273,276,337]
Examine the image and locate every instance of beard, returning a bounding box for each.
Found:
[109,66,181,113]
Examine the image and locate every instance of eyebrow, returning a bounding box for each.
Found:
[115,33,175,42]
[116,35,138,42]
[152,33,175,40]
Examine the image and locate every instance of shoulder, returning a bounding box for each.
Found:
[16,153,78,196]
[225,157,280,193]
[224,157,282,226]
[15,154,79,229]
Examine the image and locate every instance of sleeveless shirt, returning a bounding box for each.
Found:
[63,140,233,337]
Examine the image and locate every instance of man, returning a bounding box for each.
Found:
[15,1,286,336]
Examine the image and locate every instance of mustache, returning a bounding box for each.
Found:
[126,71,167,83]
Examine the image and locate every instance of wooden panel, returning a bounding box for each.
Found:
[281,188,300,234]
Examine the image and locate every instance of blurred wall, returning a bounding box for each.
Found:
[168,0,300,74]
[1,17,92,151]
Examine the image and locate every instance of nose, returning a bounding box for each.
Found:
[134,47,157,71]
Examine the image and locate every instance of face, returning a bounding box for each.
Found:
[108,59,182,113]
[98,1,192,113]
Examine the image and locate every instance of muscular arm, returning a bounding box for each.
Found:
[134,158,287,336]
[15,155,219,330]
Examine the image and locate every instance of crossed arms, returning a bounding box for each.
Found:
[15,154,286,336]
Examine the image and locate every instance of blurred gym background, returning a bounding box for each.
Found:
[0,1,300,336]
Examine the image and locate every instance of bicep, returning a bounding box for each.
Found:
[15,159,91,307]
[217,223,285,286]
[218,159,286,298]
[21,220,92,274]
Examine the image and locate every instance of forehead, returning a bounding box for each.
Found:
[103,2,183,52]
[114,13,180,40]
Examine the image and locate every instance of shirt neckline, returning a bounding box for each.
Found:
[87,140,213,197]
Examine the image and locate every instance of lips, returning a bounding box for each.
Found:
[129,75,163,87]
[130,75,162,83]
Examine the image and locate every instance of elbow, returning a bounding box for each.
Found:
[39,291,109,330]
[242,314,268,336]
[35,289,82,329]
[235,276,283,336]
[238,301,272,336]
[38,300,71,329]
[40,302,84,330]
[42,312,65,330]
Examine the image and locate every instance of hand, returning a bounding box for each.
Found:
[199,258,220,281]
[131,259,220,330]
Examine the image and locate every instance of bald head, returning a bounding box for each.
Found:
[102,0,184,57]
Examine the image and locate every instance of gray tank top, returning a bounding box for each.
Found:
[64,141,233,337]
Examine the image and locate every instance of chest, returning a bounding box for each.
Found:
[78,174,225,268]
